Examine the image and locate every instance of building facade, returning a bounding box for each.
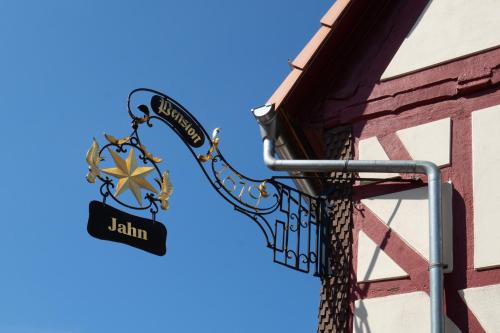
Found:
[265,1,500,332]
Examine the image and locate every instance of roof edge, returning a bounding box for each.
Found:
[267,0,352,108]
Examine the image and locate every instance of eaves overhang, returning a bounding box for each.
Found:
[264,0,379,195]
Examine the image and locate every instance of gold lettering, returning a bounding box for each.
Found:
[222,175,237,192]
[137,229,148,240]
[117,223,127,234]
[248,185,263,207]
[175,112,182,122]
[166,102,173,116]
[158,98,165,111]
[157,99,172,117]
[156,97,204,145]
[108,219,147,240]
[127,222,137,237]
[192,135,202,144]
[215,163,229,180]
[237,177,246,200]
[171,109,178,119]
[108,217,117,231]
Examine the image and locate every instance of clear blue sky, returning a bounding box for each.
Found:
[0,1,333,332]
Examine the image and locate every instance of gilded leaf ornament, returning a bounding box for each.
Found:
[198,127,220,162]
[104,133,131,146]
[140,143,162,163]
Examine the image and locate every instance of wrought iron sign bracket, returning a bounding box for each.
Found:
[85,88,359,276]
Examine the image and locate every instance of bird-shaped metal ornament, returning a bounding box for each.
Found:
[85,138,103,183]
[156,171,174,210]
[198,127,220,162]
[104,133,131,146]
[140,143,162,163]
[211,127,220,142]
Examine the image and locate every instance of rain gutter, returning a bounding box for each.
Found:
[252,104,444,333]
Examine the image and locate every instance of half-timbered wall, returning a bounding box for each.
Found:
[382,0,500,80]
[314,2,500,332]
[266,0,500,331]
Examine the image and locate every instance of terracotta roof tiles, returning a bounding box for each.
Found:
[266,68,302,111]
[320,0,351,27]
[267,0,352,107]
[290,25,330,70]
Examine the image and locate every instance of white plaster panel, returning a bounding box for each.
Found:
[382,0,500,79]
[356,230,408,282]
[396,118,451,167]
[472,105,500,269]
[361,182,453,272]
[458,284,500,332]
[354,292,461,333]
[358,136,398,180]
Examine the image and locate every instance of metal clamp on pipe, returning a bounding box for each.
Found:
[252,103,444,333]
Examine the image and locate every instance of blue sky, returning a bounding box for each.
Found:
[0,1,332,332]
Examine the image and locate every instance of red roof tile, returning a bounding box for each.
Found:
[320,0,351,27]
[267,1,352,107]
[290,25,331,70]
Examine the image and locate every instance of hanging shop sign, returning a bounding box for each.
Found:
[88,200,167,256]
[85,127,172,256]
[85,88,331,276]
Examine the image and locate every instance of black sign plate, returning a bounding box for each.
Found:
[87,201,167,256]
[150,95,205,147]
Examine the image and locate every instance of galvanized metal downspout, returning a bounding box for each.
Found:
[252,105,444,333]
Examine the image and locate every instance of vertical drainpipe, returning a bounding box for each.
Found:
[252,104,444,333]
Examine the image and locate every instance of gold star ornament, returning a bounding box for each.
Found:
[102,148,158,206]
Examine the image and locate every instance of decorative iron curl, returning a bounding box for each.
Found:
[308,252,318,264]
[210,154,282,214]
[127,88,284,216]
[286,249,298,261]
[93,130,163,220]
[123,88,330,276]
[98,176,159,216]
[299,253,311,264]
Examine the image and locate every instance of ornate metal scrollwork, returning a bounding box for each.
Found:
[88,88,332,276]
[86,129,172,222]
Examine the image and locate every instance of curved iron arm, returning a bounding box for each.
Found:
[128,89,282,212]
[126,88,330,275]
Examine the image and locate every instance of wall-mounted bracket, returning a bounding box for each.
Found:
[86,88,338,276]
